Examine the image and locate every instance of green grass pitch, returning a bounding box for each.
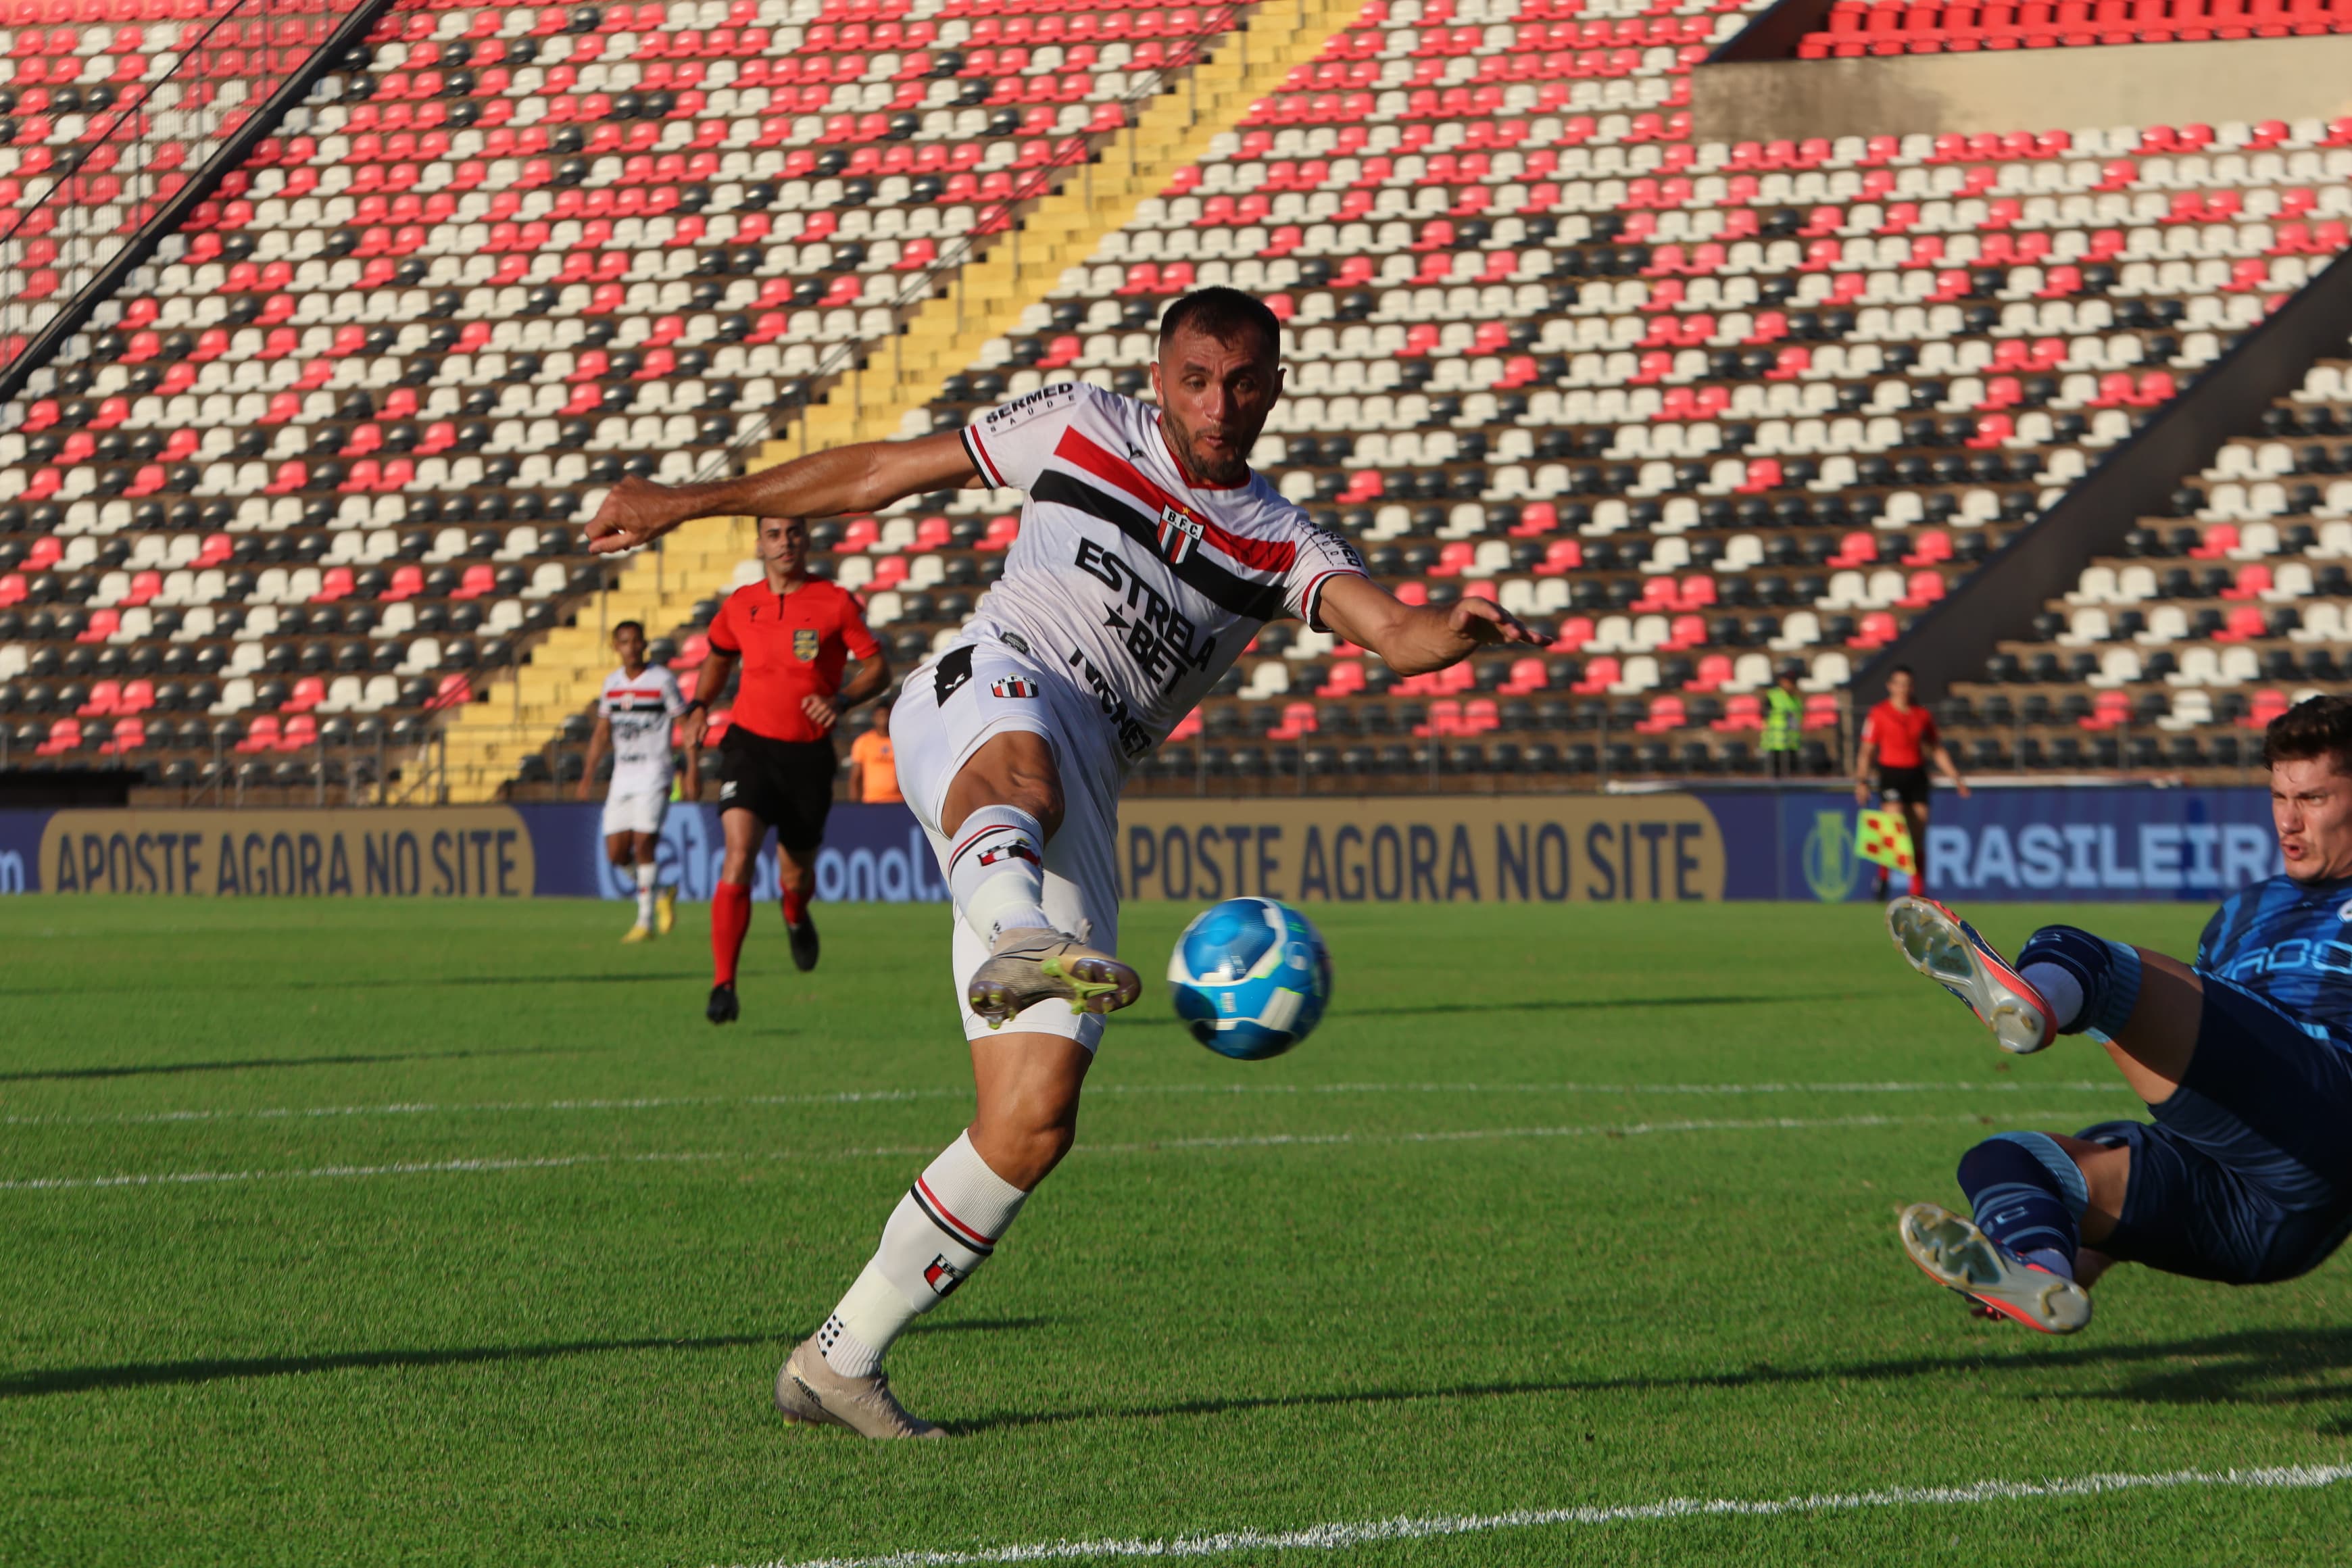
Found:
[3,895,2348,1566]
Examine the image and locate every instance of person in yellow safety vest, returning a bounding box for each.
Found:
[1763,663,1803,779]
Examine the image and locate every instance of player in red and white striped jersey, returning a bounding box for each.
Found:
[578,620,690,942]
[589,287,1535,1438]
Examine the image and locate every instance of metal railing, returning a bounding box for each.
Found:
[0,0,393,408]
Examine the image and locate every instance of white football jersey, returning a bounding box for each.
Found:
[597,663,687,793]
[958,383,1365,765]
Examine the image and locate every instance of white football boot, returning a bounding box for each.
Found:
[773,1334,945,1439]
[1885,896,2056,1055]
[967,927,1140,1028]
[1899,1202,2092,1334]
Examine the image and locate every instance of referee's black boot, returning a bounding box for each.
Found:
[787,911,820,972]
[706,982,739,1025]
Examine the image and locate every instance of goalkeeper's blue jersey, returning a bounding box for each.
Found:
[2197,873,2352,1045]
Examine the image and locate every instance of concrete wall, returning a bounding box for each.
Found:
[1693,34,2352,143]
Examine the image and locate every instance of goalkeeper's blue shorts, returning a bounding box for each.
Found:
[2074,977,2352,1285]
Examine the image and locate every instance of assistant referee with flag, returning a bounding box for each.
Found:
[1853,664,1968,900]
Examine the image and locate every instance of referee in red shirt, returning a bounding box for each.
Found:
[1853,664,1969,900]
[684,514,891,1023]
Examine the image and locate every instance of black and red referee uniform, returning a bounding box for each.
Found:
[708,577,881,852]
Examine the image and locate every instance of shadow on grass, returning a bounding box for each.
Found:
[950,1325,2352,1434]
[0,971,708,1002]
[1340,991,1862,1021]
[0,1317,1050,1398]
[0,1044,610,1083]
[1106,992,1861,1033]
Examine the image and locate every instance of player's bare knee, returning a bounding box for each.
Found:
[973,1117,1074,1190]
[944,734,1064,839]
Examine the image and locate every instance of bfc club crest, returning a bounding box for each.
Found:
[990,676,1039,699]
[1156,501,1206,564]
[792,628,820,662]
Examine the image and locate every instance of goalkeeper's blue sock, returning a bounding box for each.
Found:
[2015,925,2142,1036]
[1957,1132,2086,1281]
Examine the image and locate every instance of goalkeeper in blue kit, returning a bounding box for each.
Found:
[1884,694,2352,1333]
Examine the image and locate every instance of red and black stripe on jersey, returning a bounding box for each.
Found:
[1019,428,1298,623]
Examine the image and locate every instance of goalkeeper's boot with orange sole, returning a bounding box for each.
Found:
[1885,897,2056,1055]
[1899,1202,2092,1334]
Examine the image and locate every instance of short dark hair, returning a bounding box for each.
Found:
[612,620,645,639]
[1158,287,1280,360]
[2263,693,2352,773]
[1889,664,1915,679]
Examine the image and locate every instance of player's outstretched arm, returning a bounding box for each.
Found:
[586,431,980,554]
[1316,574,1536,677]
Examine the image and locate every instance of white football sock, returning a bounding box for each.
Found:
[2019,962,2084,1032]
[820,1131,1029,1377]
[944,806,1054,944]
[634,860,657,925]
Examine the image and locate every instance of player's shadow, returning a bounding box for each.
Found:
[1338,991,1860,1021]
[287,971,712,992]
[0,971,704,1001]
[1110,992,1857,1031]
[950,1324,2352,1434]
[0,1044,609,1082]
[0,1317,1049,1399]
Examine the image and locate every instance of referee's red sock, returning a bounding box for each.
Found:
[781,885,807,927]
[712,882,752,987]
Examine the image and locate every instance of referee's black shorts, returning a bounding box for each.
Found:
[718,728,835,854]
[1878,764,1931,808]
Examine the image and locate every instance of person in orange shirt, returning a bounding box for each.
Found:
[848,699,902,804]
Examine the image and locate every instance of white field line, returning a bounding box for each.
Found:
[0,1111,2096,1192]
[720,1466,2352,1568]
[0,1079,2134,1129]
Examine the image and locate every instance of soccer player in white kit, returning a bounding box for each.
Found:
[577,620,693,941]
[588,288,1534,1435]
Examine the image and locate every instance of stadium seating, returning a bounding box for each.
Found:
[0,0,1259,792]
[0,0,354,374]
[1932,343,2352,775]
[8,0,2352,795]
[716,0,2351,788]
[1794,0,2352,57]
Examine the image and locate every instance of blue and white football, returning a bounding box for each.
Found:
[1167,897,1333,1061]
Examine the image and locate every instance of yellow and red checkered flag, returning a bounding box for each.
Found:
[1855,808,1916,875]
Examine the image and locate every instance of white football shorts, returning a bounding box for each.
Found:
[894,634,1124,1051]
[600,786,671,839]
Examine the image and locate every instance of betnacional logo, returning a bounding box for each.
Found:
[1155,501,1206,564]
